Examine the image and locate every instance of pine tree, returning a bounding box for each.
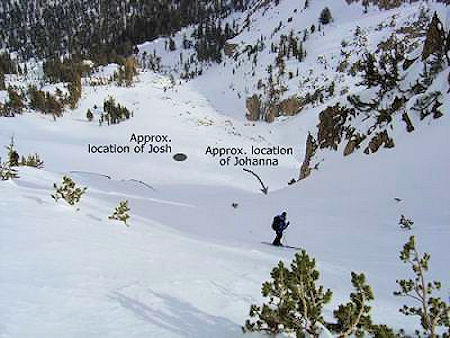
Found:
[244,250,333,336]
[109,200,130,226]
[52,176,87,206]
[116,57,139,87]
[68,73,82,109]
[0,157,18,180]
[6,87,25,114]
[0,72,5,90]
[394,236,449,336]
[319,7,332,25]
[86,109,93,121]
[327,272,379,337]
[169,37,176,51]
[6,137,19,167]
[361,53,380,88]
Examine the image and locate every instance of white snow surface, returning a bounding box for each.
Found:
[1,0,450,337]
[0,69,448,337]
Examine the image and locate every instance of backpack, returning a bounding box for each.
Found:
[272,216,280,231]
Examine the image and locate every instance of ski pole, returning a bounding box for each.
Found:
[282,232,288,246]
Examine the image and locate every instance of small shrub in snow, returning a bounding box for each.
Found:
[109,200,130,226]
[0,159,18,180]
[19,153,44,169]
[399,214,414,230]
[51,176,87,205]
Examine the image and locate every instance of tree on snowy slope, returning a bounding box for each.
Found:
[28,86,64,117]
[51,176,87,206]
[394,236,450,337]
[319,7,333,25]
[5,137,19,167]
[115,57,139,87]
[244,249,392,337]
[244,220,449,337]
[5,87,25,115]
[0,0,243,62]
[327,272,396,337]
[109,200,131,226]
[102,96,132,125]
[0,158,18,180]
[420,12,447,86]
[67,73,82,109]
[244,250,333,336]
[0,72,5,90]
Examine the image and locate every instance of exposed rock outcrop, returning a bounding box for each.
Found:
[224,42,238,57]
[246,95,262,121]
[363,130,395,154]
[343,133,366,156]
[402,112,415,133]
[317,104,354,151]
[299,133,318,180]
[422,12,446,61]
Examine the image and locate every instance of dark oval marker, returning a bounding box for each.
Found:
[173,153,187,161]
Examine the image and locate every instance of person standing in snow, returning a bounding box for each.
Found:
[272,211,289,246]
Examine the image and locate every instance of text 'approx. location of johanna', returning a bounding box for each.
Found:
[205,145,294,167]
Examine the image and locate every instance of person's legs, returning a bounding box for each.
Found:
[272,231,282,246]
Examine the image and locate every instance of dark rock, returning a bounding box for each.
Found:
[246,95,262,121]
[401,112,414,133]
[364,130,394,154]
[317,104,353,151]
[224,42,238,57]
[422,12,446,61]
[299,133,318,180]
[173,153,188,161]
[279,96,303,116]
[343,133,366,156]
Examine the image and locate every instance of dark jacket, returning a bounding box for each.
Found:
[274,215,289,233]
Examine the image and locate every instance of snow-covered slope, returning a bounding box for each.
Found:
[0,0,449,337]
[1,71,449,337]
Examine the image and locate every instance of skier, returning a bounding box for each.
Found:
[272,211,290,246]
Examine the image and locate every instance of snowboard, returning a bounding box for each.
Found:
[261,241,302,250]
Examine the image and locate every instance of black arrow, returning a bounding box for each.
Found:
[243,168,268,195]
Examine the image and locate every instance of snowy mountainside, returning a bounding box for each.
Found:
[138,0,449,181]
[0,71,301,189]
[1,107,449,336]
[0,0,449,337]
[137,0,444,118]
